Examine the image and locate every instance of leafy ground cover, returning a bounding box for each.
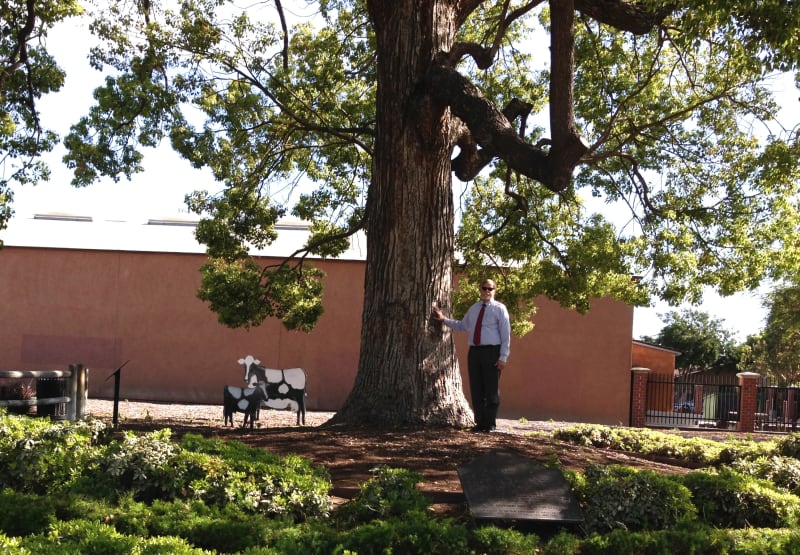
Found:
[4,402,800,553]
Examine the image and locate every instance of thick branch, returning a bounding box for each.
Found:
[574,0,673,35]
[444,0,544,68]
[428,64,560,187]
[549,0,589,193]
[274,0,289,70]
[0,0,36,90]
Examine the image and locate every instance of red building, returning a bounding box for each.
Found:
[1,213,639,424]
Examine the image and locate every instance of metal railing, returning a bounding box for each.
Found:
[645,377,740,430]
[755,385,800,432]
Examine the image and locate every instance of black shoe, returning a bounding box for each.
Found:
[470,425,483,432]
[485,426,498,433]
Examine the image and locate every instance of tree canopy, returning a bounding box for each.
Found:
[641,309,739,374]
[0,0,83,242]
[4,0,800,424]
[740,283,800,385]
[53,1,800,325]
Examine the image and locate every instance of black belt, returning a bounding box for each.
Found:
[470,344,500,349]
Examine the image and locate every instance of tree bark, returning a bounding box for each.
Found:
[331,0,474,426]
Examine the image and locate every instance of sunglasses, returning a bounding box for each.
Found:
[481,286,495,291]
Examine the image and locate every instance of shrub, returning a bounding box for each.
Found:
[776,432,800,459]
[568,465,697,533]
[553,424,723,464]
[181,434,332,520]
[335,466,429,525]
[729,455,800,495]
[141,499,300,553]
[0,416,108,494]
[339,512,470,555]
[681,468,800,528]
[44,519,138,555]
[0,533,27,555]
[470,525,540,555]
[0,490,57,537]
[17,520,211,554]
[74,428,198,502]
[716,438,779,466]
[577,525,800,555]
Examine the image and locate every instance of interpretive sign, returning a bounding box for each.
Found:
[457,451,583,523]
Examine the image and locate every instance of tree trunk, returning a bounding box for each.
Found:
[331,0,473,427]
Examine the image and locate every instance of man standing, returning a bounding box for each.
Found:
[433,279,511,432]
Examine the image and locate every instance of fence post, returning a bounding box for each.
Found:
[67,364,78,421]
[76,364,89,420]
[631,367,651,428]
[737,372,760,433]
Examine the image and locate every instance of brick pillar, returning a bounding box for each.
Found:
[737,372,760,433]
[693,385,704,415]
[631,367,651,428]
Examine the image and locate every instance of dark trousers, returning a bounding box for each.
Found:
[468,345,501,429]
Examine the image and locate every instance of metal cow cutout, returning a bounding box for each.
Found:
[238,355,307,425]
[223,383,267,429]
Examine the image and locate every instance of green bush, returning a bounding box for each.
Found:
[681,468,800,528]
[335,466,429,525]
[576,525,800,555]
[568,465,697,533]
[180,434,332,520]
[0,415,108,494]
[553,424,724,464]
[776,433,800,459]
[339,511,470,555]
[729,455,800,495]
[715,438,778,466]
[17,519,210,554]
[143,499,291,553]
[470,525,540,555]
[0,490,58,537]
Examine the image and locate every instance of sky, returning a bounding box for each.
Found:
[7,10,800,343]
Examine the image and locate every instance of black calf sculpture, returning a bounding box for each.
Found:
[223,383,267,429]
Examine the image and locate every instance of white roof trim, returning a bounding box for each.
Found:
[2,213,367,261]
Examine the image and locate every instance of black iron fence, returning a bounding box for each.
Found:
[643,373,800,433]
[645,377,740,430]
[756,386,800,432]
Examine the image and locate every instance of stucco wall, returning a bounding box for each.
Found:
[0,245,634,424]
[631,342,677,378]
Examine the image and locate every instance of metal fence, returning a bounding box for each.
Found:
[645,377,740,430]
[755,385,800,432]
[643,373,800,433]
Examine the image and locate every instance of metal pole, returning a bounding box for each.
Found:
[105,361,130,428]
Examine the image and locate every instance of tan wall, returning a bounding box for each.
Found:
[631,343,676,378]
[0,246,634,424]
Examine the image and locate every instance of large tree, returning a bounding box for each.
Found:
[740,284,800,385]
[641,309,739,374]
[34,1,800,425]
[0,0,83,241]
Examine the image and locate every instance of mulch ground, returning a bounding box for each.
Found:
[84,399,780,518]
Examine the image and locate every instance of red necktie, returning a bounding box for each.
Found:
[473,303,486,345]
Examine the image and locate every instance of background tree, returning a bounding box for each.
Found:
[641,309,739,374]
[31,1,800,426]
[739,284,800,385]
[0,0,82,242]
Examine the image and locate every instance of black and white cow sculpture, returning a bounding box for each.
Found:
[238,355,307,425]
[223,383,267,429]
